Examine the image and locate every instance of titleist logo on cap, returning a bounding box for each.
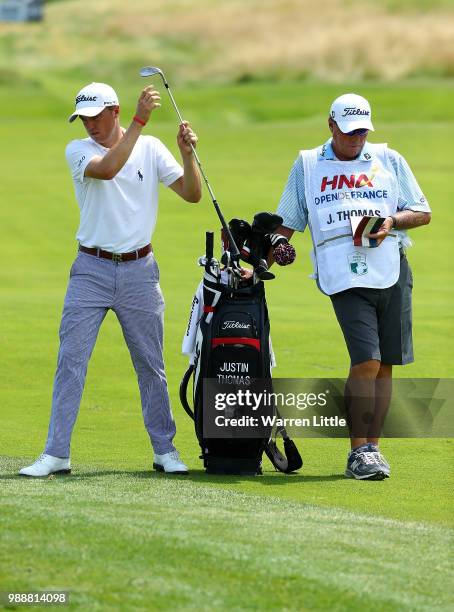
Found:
[341,107,370,117]
[76,94,98,104]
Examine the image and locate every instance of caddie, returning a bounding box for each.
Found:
[275,93,431,480]
[20,82,201,477]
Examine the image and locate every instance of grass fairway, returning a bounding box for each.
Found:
[1,78,453,610]
[1,457,453,611]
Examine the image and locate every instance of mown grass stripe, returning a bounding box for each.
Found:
[1,459,452,611]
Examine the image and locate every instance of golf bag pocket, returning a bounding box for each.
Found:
[210,307,262,384]
[215,311,258,339]
[210,344,260,385]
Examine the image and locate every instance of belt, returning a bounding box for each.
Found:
[79,244,152,263]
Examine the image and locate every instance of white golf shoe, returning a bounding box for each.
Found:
[19,453,71,477]
[153,450,189,474]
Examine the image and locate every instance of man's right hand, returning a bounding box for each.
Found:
[135,86,161,125]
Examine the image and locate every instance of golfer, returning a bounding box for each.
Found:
[275,93,431,480]
[20,82,201,477]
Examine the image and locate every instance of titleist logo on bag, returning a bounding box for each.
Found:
[222,321,251,330]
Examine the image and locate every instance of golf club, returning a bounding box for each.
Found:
[140,65,240,260]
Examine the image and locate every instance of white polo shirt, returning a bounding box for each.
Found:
[65,134,183,252]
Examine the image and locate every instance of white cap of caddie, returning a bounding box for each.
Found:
[330,93,374,133]
[68,82,119,123]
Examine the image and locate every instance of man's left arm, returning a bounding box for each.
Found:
[169,121,202,203]
[368,150,431,243]
[389,209,431,231]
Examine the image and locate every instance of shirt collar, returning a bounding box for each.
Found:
[318,138,374,162]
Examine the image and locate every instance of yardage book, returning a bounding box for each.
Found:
[350,216,386,248]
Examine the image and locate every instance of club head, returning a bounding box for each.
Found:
[221,250,231,268]
[140,66,165,79]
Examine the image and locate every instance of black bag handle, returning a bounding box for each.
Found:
[179,364,195,420]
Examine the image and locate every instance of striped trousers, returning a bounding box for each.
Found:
[45,251,176,457]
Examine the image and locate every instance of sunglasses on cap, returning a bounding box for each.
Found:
[345,128,369,136]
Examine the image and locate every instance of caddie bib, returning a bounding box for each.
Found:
[301,143,400,295]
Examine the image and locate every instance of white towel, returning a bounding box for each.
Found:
[181,280,204,362]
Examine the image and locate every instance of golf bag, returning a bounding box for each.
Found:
[180,225,302,475]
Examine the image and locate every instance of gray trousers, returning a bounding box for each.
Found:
[45,251,176,458]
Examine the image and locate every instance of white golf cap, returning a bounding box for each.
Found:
[330,93,374,133]
[68,82,119,123]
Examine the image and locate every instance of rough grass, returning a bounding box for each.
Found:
[1,0,454,84]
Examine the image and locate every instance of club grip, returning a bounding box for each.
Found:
[205,231,214,261]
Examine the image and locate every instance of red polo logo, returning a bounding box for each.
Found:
[320,174,373,192]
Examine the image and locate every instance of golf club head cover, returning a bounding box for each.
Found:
[228,218,251,252]
[248,212,283,265]
[255,259,275,281]
[252,212,283,234]
[270,233,296,266]
[243,220,272,274]
[226,213,291,276]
